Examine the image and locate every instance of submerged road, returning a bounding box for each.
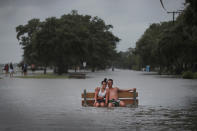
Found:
[0,69,197,130]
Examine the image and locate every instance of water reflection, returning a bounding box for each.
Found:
[0,69,197,130]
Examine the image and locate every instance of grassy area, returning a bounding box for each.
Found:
[15,74,68,79]
[182,71,197,79]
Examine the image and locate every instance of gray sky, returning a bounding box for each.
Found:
[0,0,185,64]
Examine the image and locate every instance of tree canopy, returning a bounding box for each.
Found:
[16,10,120,74]
[115,0,197,74]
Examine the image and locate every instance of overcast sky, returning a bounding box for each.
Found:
[0,0,185,64]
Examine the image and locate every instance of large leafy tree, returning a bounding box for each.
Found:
[16,10,119,74]
[131,0,197,74]
[16,18,41,64]
[104,0,197,73]
[32,17,60,74]
[135,22,173,69]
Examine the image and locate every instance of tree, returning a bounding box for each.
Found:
[16,10,120,74]
[133,0,197,74]
[16,18,41,65]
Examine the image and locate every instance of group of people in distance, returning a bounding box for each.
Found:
[94,78,135,107]
[3,63,14,77]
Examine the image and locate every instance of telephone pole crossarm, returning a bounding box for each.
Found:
[167,11,182,23]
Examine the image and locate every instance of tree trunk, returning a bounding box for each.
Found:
[75,66,77,72]
[91,67,95,72]
[44,67,47,74]
[44,64,47,75]
[57,62,68,75]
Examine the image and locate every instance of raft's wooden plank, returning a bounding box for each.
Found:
[81,92,138,98]
[82,99,138,106]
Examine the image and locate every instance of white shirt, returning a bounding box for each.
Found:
[98,88,106,97]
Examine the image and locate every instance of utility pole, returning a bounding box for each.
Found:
[160,0,183,24]
[167,10,183,24]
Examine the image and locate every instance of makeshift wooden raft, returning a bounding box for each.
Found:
[81,88,138,107]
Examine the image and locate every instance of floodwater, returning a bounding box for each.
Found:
[0,69,197,131]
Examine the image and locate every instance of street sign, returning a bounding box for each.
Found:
[83,62,86,67]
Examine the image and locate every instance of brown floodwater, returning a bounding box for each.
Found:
[0,69,197,130]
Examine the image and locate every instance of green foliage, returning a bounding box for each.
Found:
[182,71,194,79]
[114,48,141,70]
[194,72,197,79]
[131,65,140,71]
[16,18,41,64]
[131,1,197,74]
[16,10,119,74]
[136,22,173,68]
[99,0,197,73]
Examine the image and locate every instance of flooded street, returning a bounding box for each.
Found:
[0,69,197,131]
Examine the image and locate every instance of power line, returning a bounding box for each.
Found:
[160,0,167,11]
[160,0,184,23]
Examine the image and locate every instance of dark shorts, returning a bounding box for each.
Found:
[108,99,120,107]
[23,69,27,72]
[96,99,105,103]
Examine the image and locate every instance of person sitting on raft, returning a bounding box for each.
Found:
[107,79,135,107]
[94,78,109,107]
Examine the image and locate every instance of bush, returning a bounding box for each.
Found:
[194,72,197,79]
[182,71,194,79]
[132,65,140,71]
